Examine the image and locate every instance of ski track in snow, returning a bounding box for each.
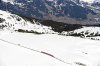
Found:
[0,38,72,65]
[0,31,100,66]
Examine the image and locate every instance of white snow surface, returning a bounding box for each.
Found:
[80,0,100,3]
[80,0,94,3]
[0,31,100,66]
[2,0,15,4]
[46,0,54,1]
[73,27,100,34]
[62,27,100,38]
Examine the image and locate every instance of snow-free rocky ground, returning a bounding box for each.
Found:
[1,10,100,66]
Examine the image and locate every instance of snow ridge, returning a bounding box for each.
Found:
[61,26,100,41]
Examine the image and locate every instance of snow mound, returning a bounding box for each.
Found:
[0,10,56,34]
[62,27,100,37]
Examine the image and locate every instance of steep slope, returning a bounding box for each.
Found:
[80,0,100,12]
[0,0,99,24]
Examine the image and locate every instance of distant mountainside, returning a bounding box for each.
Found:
[0,0,100,25]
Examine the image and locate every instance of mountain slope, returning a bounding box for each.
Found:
[0,0,99,24]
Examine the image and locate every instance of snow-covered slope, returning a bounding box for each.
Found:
[80,0,100,12]
[0,31,100,66]
[80,0,100,3]
[80,0,94,3]
[1,0,15,4]
[0,10,56,34]
[62,27,100,38]
[0,32,69,66]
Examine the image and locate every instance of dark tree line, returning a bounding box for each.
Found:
[41,20,82,32]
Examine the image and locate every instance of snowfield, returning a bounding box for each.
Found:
[0,31,100,66]
[0,32,69,66]
[0,10,100,66]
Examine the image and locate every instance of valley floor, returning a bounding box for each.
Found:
[0,31,100,66]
